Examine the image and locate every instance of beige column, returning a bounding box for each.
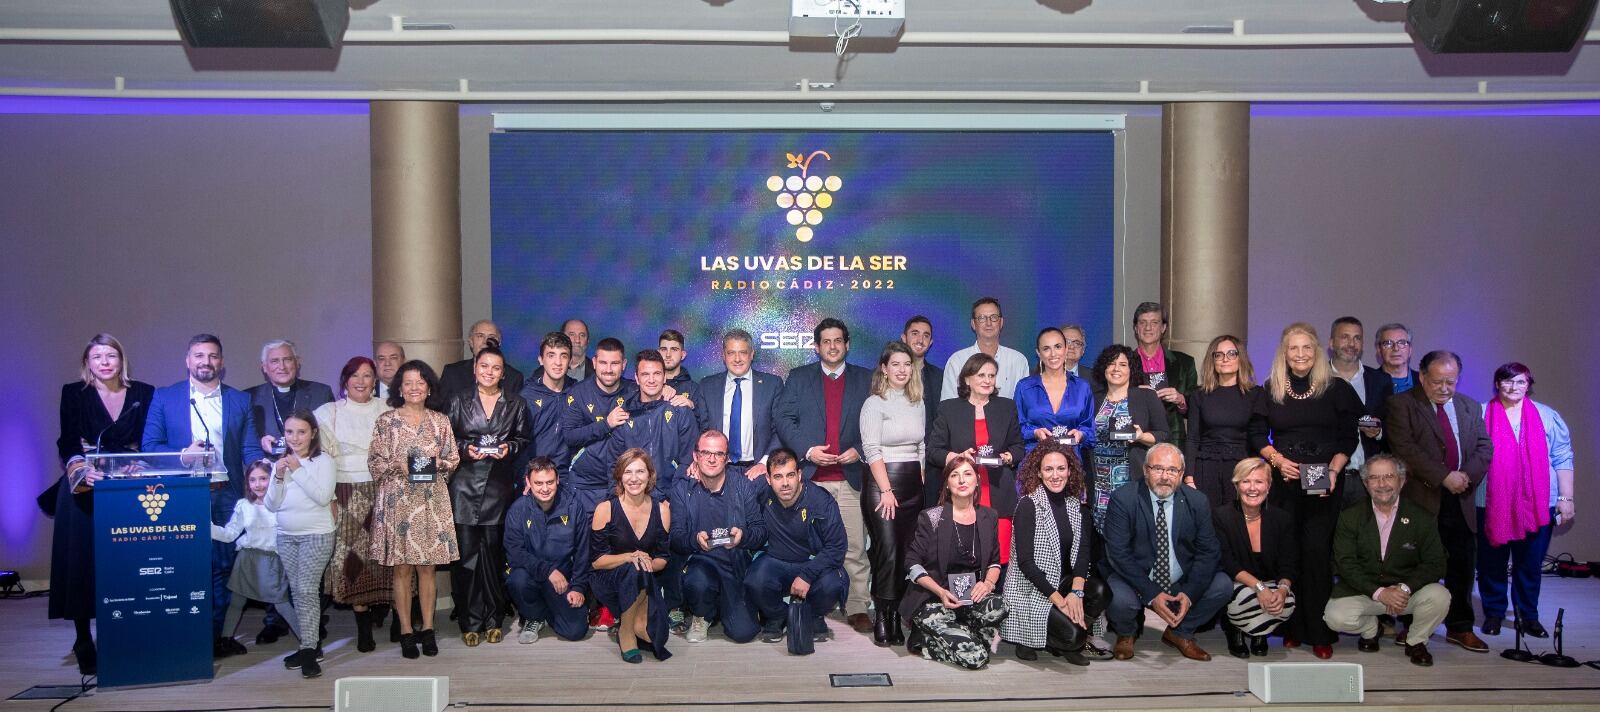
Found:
[370,100,462,371]
[1161,102,1250,356]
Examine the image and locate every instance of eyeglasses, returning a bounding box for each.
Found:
[973,315,1002,324]
[1063,339,1085,348]
[696,450,728,460]
[1148,466,1184,476]
[1498,379,1530,389]
[1377,339,1411,349]
[1212,350,1240,360]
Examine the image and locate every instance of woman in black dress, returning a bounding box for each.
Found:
[1248,323,1361,659]
[51,334,153,675]
[1184,335,1261,506]
[589,448,672,663]
[447,346,530,646]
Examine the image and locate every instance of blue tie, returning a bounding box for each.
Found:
[729,376,745,462]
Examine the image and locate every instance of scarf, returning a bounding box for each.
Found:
[1483,399,1550,547]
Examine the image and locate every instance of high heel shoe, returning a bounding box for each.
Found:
[1224,625,1250,659]
[355,610,376,653]
[419,629,439,656]
[399,633,419,659]
[871,605,890,647]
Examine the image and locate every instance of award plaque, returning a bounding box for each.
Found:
[1051,425,1077,446]
[1110,420,1137,442]
[475,433,504,457]
[1147,371,1168,390]
[708,527,734,548]
[1358,415,1381,429]
[408,448,438,484]
[1301,462,1331,495]
[974,444,1002,468]
[947,572,977,606]
[269,436,287,458]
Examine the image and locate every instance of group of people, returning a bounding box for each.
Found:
[45,298,1576,677]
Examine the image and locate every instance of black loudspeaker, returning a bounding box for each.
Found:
[1408,0,1598,53]
[170,0,350,48]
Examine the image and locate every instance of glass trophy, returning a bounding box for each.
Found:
[475,433,504,458]
[947,572,977,606]
[1051,425,1077,446]
[408,447,438,483]
[1358,415,1381,429]
[1147,371,1168,390]
[1301,463,1331,495]
[270,436,288,458]
[708,527,734,548]
[1110,417,1137,442]
[974,444,1003,468]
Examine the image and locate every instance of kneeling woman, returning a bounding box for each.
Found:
[902,455,1008,670]
[589,448,672,663]
[1213,457,1297,658]
[1002,441,1111,666]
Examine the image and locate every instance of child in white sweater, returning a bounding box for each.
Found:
[263,410,337,679]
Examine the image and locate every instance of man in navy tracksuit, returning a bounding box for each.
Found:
[561,338,638,512]
[669,430,767,643]
[569,350,697,503]
[504,458,591,643]
[745,448,849,648]
[658,328,705,422]
[516,332,578,478]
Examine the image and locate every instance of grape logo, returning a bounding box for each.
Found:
[137,484,170,522]
[766,151,842,243]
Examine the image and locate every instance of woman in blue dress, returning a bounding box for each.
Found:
[589,448,673,663]
[1015,327,1096,461]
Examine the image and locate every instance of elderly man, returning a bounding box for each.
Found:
[440,319,526,402]
[562,319,592,382]
[374,340,405,400]
[1374,323,1419,395]
[1324,454,1450,666]
[1387,350,1493,653]
[1102,443,1231,661]
[247,339,334,456]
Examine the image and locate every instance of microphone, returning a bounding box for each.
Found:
[1502,608,1535,662]
[1542,608,1579,667]
[92,401,142,454]
[189,397,214,448]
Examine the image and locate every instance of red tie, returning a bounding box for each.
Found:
[1434,402,1460,472]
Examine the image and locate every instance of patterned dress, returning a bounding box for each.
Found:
[1091,398,1134,530]
[315,397,394,604]
[368,408,460,566]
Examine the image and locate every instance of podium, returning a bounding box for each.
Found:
[91,452,221,688]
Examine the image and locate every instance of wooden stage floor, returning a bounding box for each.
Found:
[7,577,1600,711]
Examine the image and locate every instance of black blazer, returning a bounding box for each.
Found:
[440,358,526,407]
[926,396,1026,512]
[698,368,784,463]
[1356,365,1394,458]
[773,362,873,489]
[246,379,335,440]
[899,503,1001,621]
[919,361,944,434]
[1088,386,1170,497]
[1211,501,1299,586]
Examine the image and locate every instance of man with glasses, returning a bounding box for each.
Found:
[668,430,767,643]
[1374,323,1419,395]
[1324,454,1450,666]
[1102,443,1230,662]
[1328,317,1394,502]
[698,329,784,481]
[941,297,1030,401]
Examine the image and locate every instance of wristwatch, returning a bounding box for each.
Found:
[1398,583,1412,594]
[1557,496,1574,502]
[1070,589,1085,598]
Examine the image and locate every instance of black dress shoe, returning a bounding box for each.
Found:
[1481,617,1502,636]
[871,607,890,647]
[1406,642,1434,667]
[1358,635,1380,652]
[1249,635,1269,657]
[1061,649,1092,667]
[1015,645,1039,661]
[1520,620,1549,638]
[214,637,248,658]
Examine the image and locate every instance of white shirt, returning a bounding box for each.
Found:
[720,370,759,463]
[1333,363,1368,472]
[942,342,1031,401]
[314,397,392,483]
[264,453,336,535]
[189,380,226,468]
[212,499,278,552]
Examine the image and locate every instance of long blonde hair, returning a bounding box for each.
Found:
[1267,322,1332,404]
[1199,334,1256,394]
[869,340,923,404]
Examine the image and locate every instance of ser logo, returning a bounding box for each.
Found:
[766,151,842,243]
[759,332,817,351]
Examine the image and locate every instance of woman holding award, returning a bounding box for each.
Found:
[51,333,154,675]
[447,346,530,647]
[1087,345,1168,529]
[859,341,926,647]
[1015,327,1095,459]
[926,353,1025,574]
[369,360,459,659]
[1248,323,1361,659]
[901,456,1007,670]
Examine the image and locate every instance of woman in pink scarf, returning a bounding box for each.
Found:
[1476,362,1574,640]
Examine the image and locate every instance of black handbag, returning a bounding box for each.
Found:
[786,600,814,655]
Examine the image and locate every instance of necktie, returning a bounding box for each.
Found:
[729,376,745,462]
[1153,499,1171,593]
[1434,402,1460,471]
[828,371,839,380]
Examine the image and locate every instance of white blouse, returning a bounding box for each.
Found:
[313,397,391,483]
[212,499,279,552]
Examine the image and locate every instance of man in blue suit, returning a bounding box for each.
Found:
[773,317,874,634]
[1102,443,1231,662]
[698,329,784,481]
[142,333,264,657]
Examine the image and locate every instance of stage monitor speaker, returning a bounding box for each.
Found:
[169,0,351,48]
[333,676,449,712]
[1248,662,1364,704]
[1408,0,1599,53]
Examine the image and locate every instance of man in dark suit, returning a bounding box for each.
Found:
[1328,317,1395,503]
[1102,443,1231,662]
[247,339,335,455]
[902,316,942,435]
[142,333,264,656]
[698,328,783,480]
[1387,350,1493,653]
[773,317,873,633]
[1131,302,1198,450]
[1324,454,1450,666]
[440,319,525,403]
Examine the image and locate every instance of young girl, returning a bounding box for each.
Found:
[213,460,297,652]
[264,410,338,679]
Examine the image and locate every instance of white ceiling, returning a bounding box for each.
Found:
[1,0,1597,102]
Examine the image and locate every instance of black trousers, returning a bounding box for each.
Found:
[452,523,508,634]
[861,461,923,602]
[1047,577,1112,653]
[1269,475,1341,646]
[1438,493,1477,633]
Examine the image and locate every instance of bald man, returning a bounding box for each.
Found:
[440,319,526,403]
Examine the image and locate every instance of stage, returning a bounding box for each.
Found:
[6,578,1600,711]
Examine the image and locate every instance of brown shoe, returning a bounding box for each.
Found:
[1112,635,1137,660]
[848,613,873,634]
[1161,628,1212,661]
[1445,630,1489,653]
[1406,642,1434,666]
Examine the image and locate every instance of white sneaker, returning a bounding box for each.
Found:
[686,616,711,643]
[518,619,543,644]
